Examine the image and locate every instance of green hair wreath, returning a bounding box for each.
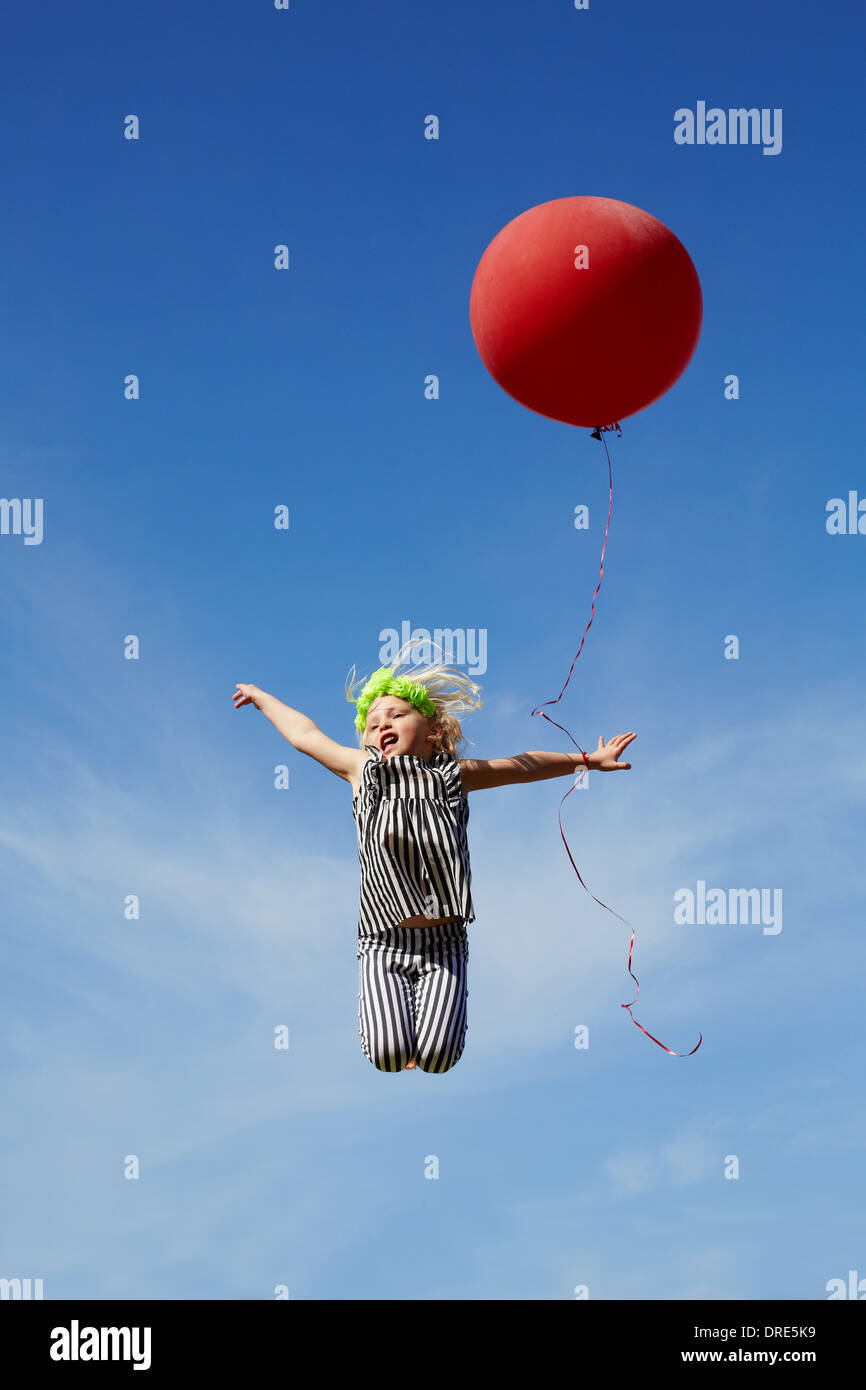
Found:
[353,666,436,733]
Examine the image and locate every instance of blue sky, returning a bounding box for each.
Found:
[1,0,864,1301]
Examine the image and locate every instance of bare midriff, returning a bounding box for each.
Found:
[394,912,464,929]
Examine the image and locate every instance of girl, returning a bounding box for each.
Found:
[234,639,636,1075]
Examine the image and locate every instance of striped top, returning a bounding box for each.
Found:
[352,746,475,934]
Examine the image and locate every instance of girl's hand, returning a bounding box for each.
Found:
[592,731,636,770]
[233,683,263,710]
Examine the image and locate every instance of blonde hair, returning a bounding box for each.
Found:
[345,637,483,757]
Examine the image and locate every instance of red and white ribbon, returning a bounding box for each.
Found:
[529,424,702,1057]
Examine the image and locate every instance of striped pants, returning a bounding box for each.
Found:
[357,920,469,1073]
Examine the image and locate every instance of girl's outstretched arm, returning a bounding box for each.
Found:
[460,732,636,792]
[233,684,363,783]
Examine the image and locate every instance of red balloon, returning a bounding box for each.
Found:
[470,195,702,428]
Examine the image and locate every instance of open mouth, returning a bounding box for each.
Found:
[381,734,398,750]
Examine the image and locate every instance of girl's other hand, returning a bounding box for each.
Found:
[233,683,262,710]
[593,731,636,770]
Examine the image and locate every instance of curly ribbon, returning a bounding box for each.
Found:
[529,423,702,1057]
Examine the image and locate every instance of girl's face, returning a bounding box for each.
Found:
[364,695,439,761]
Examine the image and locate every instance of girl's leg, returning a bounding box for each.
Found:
[413,924,469,1073]
[357,930,416,1071]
